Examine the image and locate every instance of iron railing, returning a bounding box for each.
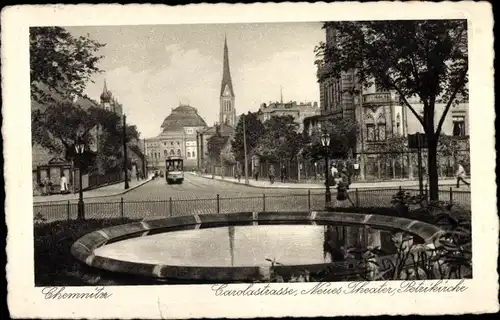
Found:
[33,187,471,224]
[87,171,124,190]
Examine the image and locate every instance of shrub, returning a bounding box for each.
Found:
[34,218,139,286]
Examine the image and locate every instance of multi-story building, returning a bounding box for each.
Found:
[145,105,207,171]
[258,100,320,131]
[306,23,469,181]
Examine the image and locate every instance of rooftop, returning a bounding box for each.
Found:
[160,105,207,132]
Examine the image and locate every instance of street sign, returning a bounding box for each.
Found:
[408,133,427,197]
[408,133,428,149]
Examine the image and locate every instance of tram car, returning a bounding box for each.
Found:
[165,156,184,184]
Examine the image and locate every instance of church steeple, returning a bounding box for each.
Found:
[219,36,236,127]
[220,36,235,97]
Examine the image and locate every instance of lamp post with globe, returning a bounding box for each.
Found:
[321,132,331,206]
[75,137,86,220]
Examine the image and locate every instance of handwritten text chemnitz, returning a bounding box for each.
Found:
[41,286,112,299]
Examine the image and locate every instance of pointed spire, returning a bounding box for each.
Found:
[280,86,283,105]
[100,79,111,102]
[220,36,235,97]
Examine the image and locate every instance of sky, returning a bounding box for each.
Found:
[65,23,325,139]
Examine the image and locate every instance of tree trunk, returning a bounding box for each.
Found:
[392,158,396,179]
[427,135,439,201]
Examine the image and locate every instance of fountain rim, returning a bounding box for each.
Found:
[71,211,444,281]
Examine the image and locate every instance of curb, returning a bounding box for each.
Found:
[191,173,461,190]
[192,173,322,190]
[33,178,154,204]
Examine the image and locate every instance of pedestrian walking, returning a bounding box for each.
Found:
[236,165,242,182]
[334,173,355,207]
[280,165,286,183]
[268,164,275,184]
[330,163,339,187]
[136,169,141,181]
[253,167,259,181]
[455,162,470,188]
[353,162,360,180]
[60,174,68,194]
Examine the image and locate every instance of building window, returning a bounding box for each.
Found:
[187,151,191,158]
[377,114,386,141]
[177,149,181,156]
[177,141,180,145]
[170,149,175,156]
[192,151,196,158]
[164,150,167,157]
[170,142,174,146]
[453,116,466,136]
[367,124,376,141]
[396,113,401,135]
[377,124,386,141]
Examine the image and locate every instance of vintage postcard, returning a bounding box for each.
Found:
[3,2,498,318]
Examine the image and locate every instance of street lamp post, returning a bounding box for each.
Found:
[75,138,86,220]
[242,115,249,184]
[142,138,147,179]
[321,132,331,207]
[196,131,200,173]
[123,114,130,189]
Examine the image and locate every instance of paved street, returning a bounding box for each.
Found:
[33,173,471,223]
[34,172,471,205]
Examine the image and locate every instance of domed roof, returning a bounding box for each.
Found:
[100,90,112,102]
[160,105,207,131]
[100,80,112,102]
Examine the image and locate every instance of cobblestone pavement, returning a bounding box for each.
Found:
[33,174,471,223]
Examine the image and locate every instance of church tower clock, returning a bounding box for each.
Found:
[219,36,236,127]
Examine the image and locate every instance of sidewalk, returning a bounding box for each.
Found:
[33,177,153,203]
[193,173,463,190]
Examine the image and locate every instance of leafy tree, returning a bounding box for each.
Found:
[32,101,97,162]
[373,134,410,179]
[221,144,236,166]
[302,117,358,162]
[207,134,229,166]
[30,27,105,104]
[231,112,265,163]
[437,134,470,175]
[32,101,140,173]
[315,20,468,200]
[93,111,140,173]
[256,115,304,163]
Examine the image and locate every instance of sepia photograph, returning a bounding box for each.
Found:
[4,2,497,318]
[31,18,472,287]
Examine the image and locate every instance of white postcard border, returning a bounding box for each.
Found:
[3,2,498,318]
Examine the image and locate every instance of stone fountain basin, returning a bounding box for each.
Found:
[71,211,444,282]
